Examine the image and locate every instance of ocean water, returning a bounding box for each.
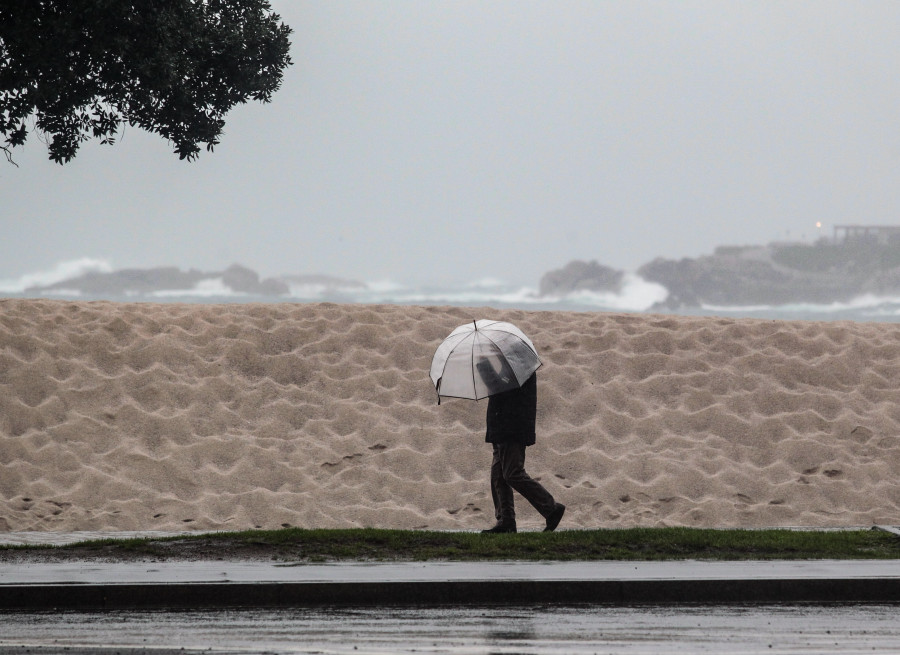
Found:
[3,257,900,323]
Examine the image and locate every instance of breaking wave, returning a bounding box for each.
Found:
[0,258,666,312]
[0,258,113,294]
[4,257,900,321]
[151,278,243,298]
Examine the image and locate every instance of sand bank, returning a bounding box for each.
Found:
[1,299,899,532]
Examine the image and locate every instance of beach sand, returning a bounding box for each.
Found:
[1,298,899,534]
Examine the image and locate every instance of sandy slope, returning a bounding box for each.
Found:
[2,299,899,533]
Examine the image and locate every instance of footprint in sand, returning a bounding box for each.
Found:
[447,503,482,515]
[321,453,365,468]
[555,473,573,488]
[44,500,71,516]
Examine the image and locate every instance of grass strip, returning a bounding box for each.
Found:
[3,527,900,562]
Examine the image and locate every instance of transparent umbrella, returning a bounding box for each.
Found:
[430,319,542,403]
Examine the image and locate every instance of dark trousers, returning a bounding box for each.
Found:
[490,442,557,523]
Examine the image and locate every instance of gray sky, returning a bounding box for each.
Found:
[3,1,900,288]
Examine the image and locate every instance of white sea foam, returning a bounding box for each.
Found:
[318,274,667,312]
[554,274,669,312]
[286,283,331,299]
[467,277,507,289]
[366,279,406,294]
[286,282,369,300]
[41,288,84,298]
[367,284,544,307]
[151,278,245,298]
[0,257,112,293]
[703,293,900,316]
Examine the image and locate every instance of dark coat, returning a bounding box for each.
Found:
[485,372,537,446]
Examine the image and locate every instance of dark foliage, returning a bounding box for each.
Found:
[0,0,292,164]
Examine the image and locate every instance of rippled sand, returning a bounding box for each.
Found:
[2,299,899,533]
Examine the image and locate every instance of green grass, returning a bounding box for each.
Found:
[4,527,900,562]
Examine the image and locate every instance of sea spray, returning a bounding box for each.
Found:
[0,257,113,293]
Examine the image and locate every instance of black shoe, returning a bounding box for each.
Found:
[481,522,517,534]
[543,504,565,532]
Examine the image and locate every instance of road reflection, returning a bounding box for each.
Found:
[1,604,899,654]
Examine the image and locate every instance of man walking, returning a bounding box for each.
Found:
[482,370,565,534]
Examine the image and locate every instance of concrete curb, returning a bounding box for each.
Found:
[4,577,900,610]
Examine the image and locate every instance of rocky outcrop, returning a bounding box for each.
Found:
[28,266,206,295]
[862,266,900,295]
[221,264,289,296]
[538,260,623,297]
[29,263,290,297]
[543,240,900,309]
[636,250,851,308]
[640,242,900,309]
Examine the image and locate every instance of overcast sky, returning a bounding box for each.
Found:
[3,1,900,288]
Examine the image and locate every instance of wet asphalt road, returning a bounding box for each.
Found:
[2,604,900,654]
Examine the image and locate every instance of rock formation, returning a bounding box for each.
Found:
[542,239,900,309]
[538,260,623,297]
[27,263,290,297]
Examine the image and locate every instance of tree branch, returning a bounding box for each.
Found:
[1,145,19,167]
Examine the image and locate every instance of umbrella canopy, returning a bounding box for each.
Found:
[430,319,542,403]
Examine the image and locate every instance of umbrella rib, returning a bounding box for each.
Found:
[480,326,534,354]
[471,330,479,400]
[432,330,470,389]
[479,329,526,385]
